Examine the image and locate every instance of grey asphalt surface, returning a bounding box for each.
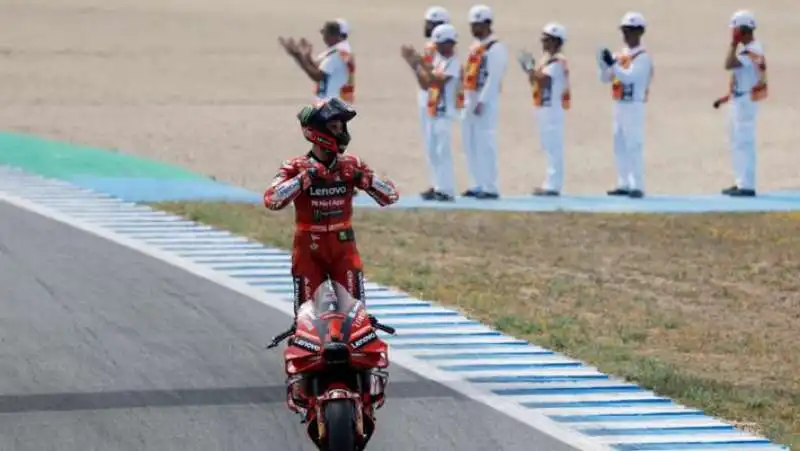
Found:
[0,200,578,451]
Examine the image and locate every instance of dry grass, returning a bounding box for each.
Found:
[155,201,799,447]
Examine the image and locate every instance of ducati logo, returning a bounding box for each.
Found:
[310,234,320,251]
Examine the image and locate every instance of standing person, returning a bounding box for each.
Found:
[518,23,571,196]
[597,12,653,199]
[460,4,509,200]
[713,10,767,197]
[402,6,452,200]
[279,19,356,103]
[263,98,399,325]
[402,24,462,201]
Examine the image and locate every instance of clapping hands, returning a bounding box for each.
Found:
[279,37,313,59]
[600,48,616,66]
[400,45,420,67]
[517,49,535,72]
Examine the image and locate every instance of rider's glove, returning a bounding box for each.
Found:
[301,162,333,189]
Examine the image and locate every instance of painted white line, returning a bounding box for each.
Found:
[378,325,495,335]
[534,405,702,416]
[121,231,234,239]
[6,187,109,195]
[374,316,476,325]
[201,261,291,268]
[495,392,668,404]
[407,346,551,356]
[57,208,161,215]
[31,198,128,206]
[431,356,581,366]
[0,182,81,190]
[666,448,781,451]
[471,380,634,392]
[111,226,218,234]
[365,306,458,316]
[98,221,206,228]
[160,243,269,251]
[0,190,614,451]
[180,254,286,261]
[382,336,529,346]
[220,268,294,277]
[350,299,431,307]
[15,194,113,202]
[140,237,254,245]
[425,368,606,378]
[571,418,733,429]
[87,216,188,223]
[597,432,765,445]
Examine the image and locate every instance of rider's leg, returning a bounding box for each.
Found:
[291,231,327,316]
[327,228,366,303]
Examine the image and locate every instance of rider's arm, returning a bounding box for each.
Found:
[353,158,400,207]
[263,160,307,210]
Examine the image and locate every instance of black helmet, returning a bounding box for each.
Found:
[297,98,357,154]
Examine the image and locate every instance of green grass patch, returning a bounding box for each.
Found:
[152,201,800,448]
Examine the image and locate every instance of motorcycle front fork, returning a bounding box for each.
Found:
[287,370,387,422]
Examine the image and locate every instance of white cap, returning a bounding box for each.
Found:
[425,6,450,23]
[335,18,350,35]
[730,10,756,29]
[620,11,646,28]
[542,22,567,42]
[431,23,458,43]
[469,4,493,24]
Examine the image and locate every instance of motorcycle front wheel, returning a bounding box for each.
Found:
[323,399,356,451]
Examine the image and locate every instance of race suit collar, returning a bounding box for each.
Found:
[307,150,338,168]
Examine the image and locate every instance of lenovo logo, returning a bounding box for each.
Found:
[351,331,377,349]
[309,185,347,197]
[292,337,321,352]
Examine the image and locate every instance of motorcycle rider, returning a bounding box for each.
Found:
[263,98,400,327]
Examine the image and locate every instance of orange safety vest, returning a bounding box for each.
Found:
[611,49,653,102]
[730,50,768,101]
[426,57,460,117]
[422,41,437,66]
[455,66,465,109]
[339,49,355,103]
[456,40,497,108]
[531,54,571,109]
[314,48,355,103]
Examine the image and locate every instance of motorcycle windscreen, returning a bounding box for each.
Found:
[311,280,362,316]
[300,280,367,343]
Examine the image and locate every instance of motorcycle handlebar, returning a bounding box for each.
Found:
[266,317,397,350]
[374,322,396,335]
[266,327,295,349]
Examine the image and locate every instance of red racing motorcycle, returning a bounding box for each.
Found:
[266,282,396,451]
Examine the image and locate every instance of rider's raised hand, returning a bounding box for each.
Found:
[337,158,359,183]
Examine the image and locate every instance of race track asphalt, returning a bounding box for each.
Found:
[0,201,579,451]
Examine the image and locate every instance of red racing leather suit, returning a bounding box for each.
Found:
[263,151,399,313]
